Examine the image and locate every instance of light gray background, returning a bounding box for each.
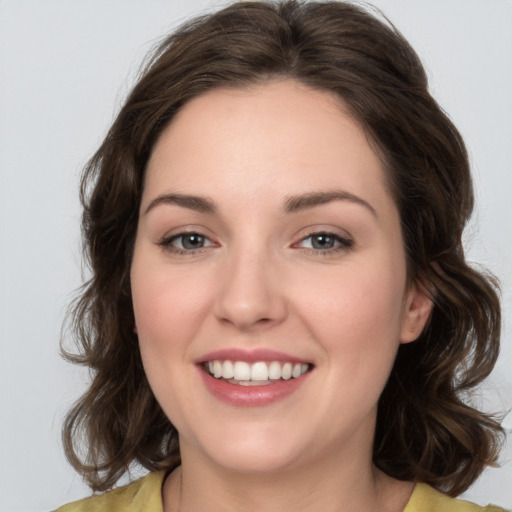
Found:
[1,1,511,510]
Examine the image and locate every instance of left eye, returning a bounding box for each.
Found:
[160,232,215,251]
[297,232,353,251]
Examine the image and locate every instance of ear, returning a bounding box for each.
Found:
[400,278,434,344]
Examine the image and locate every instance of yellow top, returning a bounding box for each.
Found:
[55,471,507,512]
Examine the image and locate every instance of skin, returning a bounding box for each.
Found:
[130,80,433,512]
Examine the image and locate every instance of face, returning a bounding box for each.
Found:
[131,80,431,474]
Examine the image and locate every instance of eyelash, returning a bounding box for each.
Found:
[157,231,215,255]
[294,232,354,256]
[158,230,354,256]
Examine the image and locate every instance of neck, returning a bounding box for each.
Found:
[162,441,413,512]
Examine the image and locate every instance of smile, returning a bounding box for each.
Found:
[197,351,314,407]
[205,360,311,385]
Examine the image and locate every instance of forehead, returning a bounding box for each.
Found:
[144,80,393,214]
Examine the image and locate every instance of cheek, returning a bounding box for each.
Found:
[295,260,407,373]
[130,255,209,371]
[130,259,211,423]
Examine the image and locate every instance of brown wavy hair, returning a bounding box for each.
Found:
[62,0,503,496]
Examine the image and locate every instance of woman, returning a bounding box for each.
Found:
[56,1,506,510]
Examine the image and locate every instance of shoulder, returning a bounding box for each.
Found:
[54,471,166,512]
[404,483,507,512]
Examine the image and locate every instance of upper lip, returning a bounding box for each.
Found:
[195,348,312,364]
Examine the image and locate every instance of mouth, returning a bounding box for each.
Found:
[202,360,312,386]
[196,349,314,406]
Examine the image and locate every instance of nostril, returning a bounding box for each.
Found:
[216,308,282,331]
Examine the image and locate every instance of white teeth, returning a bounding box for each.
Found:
[251,361,269,380]
[281,362,292,380]
[213,360,223,378]
[268,361,282,380]
[222,360,234,379]
[233,361,251,381]
[292,363,302,378]
[206,359,310,382]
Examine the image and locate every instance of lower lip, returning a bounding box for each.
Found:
[199,368,310,407]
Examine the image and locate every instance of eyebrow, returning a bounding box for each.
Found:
[283,190,377,217]
[144,193,217,215]
[144,189,377,218]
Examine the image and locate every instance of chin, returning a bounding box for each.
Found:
[183,420,308,474]
[210,444,302,475]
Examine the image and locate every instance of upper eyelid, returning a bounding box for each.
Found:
[292,225,353,241]
[162,231,214,243]
[300,230,351,239]
[296,232,353,245]
[291,229,355,251]
[158,225,216,240]
[157,232,218,255]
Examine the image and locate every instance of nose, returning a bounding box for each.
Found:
[213,248,288,332]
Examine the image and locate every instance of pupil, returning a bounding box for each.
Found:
[183,234,204,249]
[312,234,334,249]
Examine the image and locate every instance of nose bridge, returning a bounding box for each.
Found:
[214,237,286,330]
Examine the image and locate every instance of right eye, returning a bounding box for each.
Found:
[158,232,216,253]
[293,231,354,255]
